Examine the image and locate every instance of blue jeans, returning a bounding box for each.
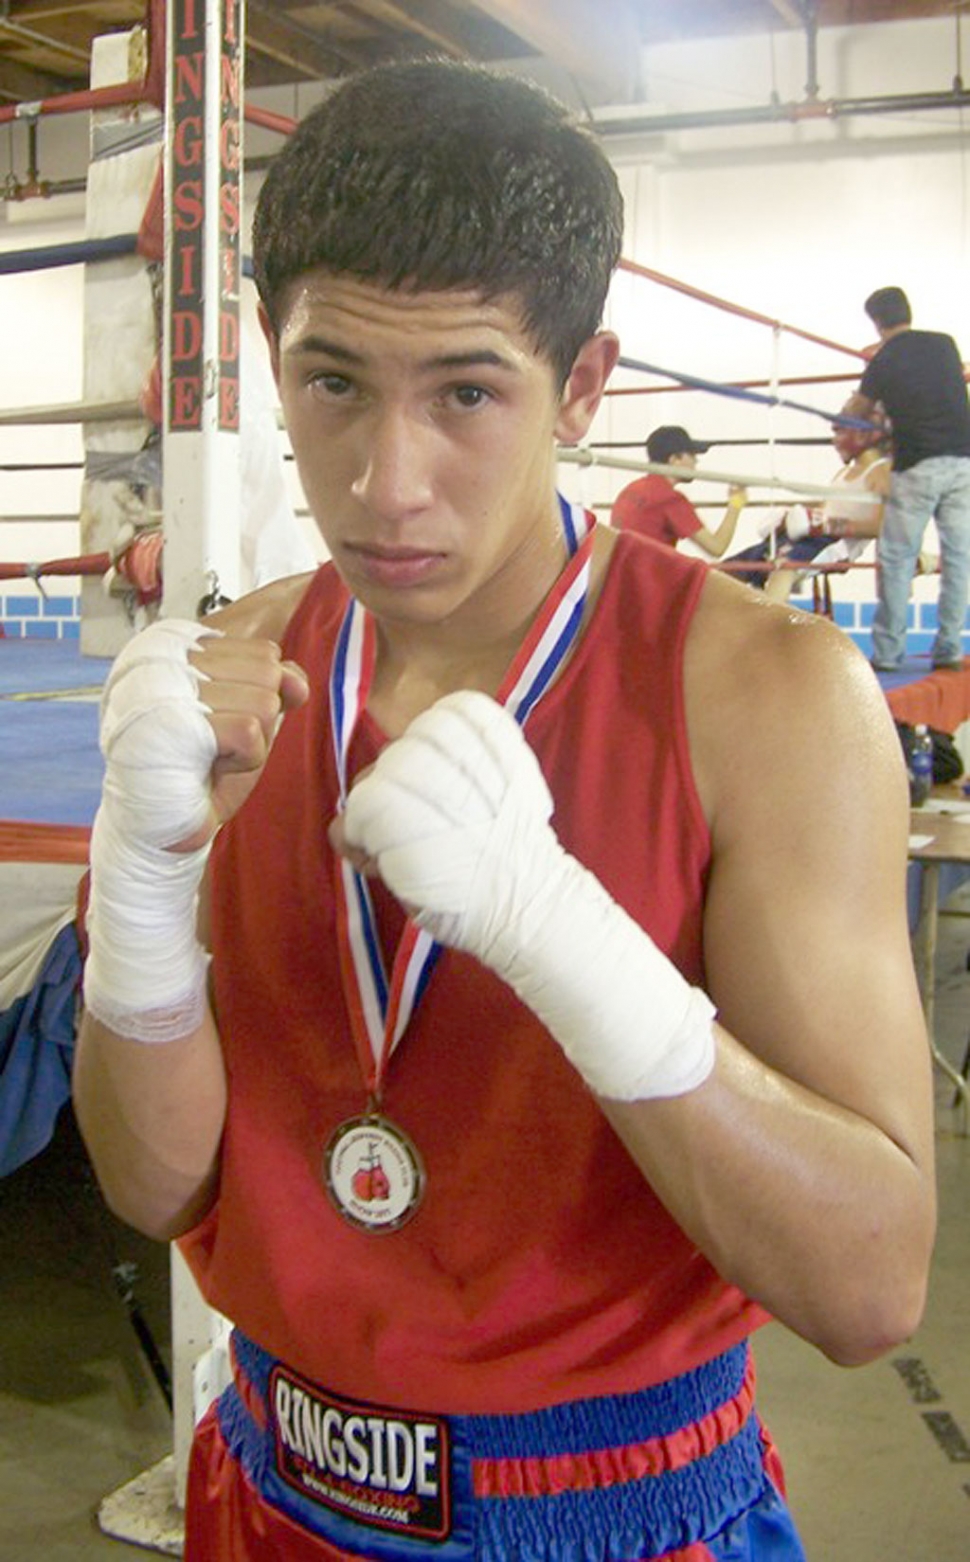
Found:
[872,454,970,666]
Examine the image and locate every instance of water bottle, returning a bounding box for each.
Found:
[909,723,934,807]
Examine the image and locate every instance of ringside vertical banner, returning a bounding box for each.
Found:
[163,0,243,614]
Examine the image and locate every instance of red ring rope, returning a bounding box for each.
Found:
[0,554,110,581]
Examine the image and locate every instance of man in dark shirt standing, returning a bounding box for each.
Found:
[843,286,970,671]
[610,425,747,556]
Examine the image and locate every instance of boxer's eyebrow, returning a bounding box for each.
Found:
[422,350,514,372]
[289,336,361,362]
[289,337,518,375]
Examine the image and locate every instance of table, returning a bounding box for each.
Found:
[908,801,970,1109]
[881,657,970,736]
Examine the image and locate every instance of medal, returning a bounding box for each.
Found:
[324,1112,425,1233]
[327,493,594,1231]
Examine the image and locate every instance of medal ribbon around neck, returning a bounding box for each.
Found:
[330,493,593,1097]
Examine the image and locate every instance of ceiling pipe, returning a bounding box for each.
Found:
[593,86,970,138]
[801,0,820,102]
[2,175,86,202]
[2,154,267,205]
[598,0,966,137]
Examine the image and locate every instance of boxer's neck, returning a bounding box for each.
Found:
[367,637,524,738]
[367,567,560,738]
[366,523,615,739]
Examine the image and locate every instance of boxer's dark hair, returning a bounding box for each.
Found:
[865,286,912,331]
[252,59,623,388]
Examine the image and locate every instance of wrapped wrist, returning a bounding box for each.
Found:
[474,844,717,1101]
[82,617,219,1043]
[83,806,212,1042]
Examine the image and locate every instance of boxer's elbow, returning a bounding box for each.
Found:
[73,1016,226,1240]
[76,1103,222,1240]
[817,1308,924,1370]
[805,1210,935,1368]
[98,1159,220,1243]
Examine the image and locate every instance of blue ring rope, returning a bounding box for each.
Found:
[0,233,141,275]
[618,353,875,430]
[0,237,252,279]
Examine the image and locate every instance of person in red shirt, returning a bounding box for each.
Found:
[611,424,747,555]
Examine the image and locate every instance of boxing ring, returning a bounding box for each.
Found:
[1,1,969,1551]
[0,639,107,1180]
[579,249,965,661]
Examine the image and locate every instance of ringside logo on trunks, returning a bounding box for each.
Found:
[271,1366,452,1541]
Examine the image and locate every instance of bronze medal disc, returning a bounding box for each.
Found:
[324,1114,425,1233]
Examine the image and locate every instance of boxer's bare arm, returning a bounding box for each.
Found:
[73,1013,229,1240]
[602,575,935,1364]
[74,588,310,1239]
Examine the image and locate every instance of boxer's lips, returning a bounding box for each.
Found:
[346,542,448,588]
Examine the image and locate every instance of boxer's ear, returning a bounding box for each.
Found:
[554,332,620,445]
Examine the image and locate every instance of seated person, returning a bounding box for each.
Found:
[726,421,891,602]
[610,424,747,557]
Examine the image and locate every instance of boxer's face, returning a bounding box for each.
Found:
[263,273,612,632]
[832,427,867,464]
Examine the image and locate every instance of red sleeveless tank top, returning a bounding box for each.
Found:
[182,531,768,1414]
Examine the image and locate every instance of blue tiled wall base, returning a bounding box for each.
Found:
[788,589,968,661]
[0,594,80,639]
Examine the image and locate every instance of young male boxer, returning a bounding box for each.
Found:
[74,60,936,1562]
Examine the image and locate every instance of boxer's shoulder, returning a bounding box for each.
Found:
[684,563,886,825]
[204,571,316,644]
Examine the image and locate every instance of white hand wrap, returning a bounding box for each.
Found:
[83,619,220,1043]
[342,691,716,1100]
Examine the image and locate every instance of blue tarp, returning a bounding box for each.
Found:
[0,918,81,1178]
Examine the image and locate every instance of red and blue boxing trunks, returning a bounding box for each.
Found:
[185,1332,807,1560]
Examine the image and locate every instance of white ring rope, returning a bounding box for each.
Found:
[0,398,142,427]
[558,448,864,504]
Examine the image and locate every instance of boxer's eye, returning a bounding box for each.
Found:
[310,372,355,400]
[448,384,491,411]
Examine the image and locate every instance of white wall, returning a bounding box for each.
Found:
[0,14,967,627]
[0,106,96,605]
[0,210,86,580]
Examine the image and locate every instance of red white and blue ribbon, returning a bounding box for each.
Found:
[330,494,594,1094]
